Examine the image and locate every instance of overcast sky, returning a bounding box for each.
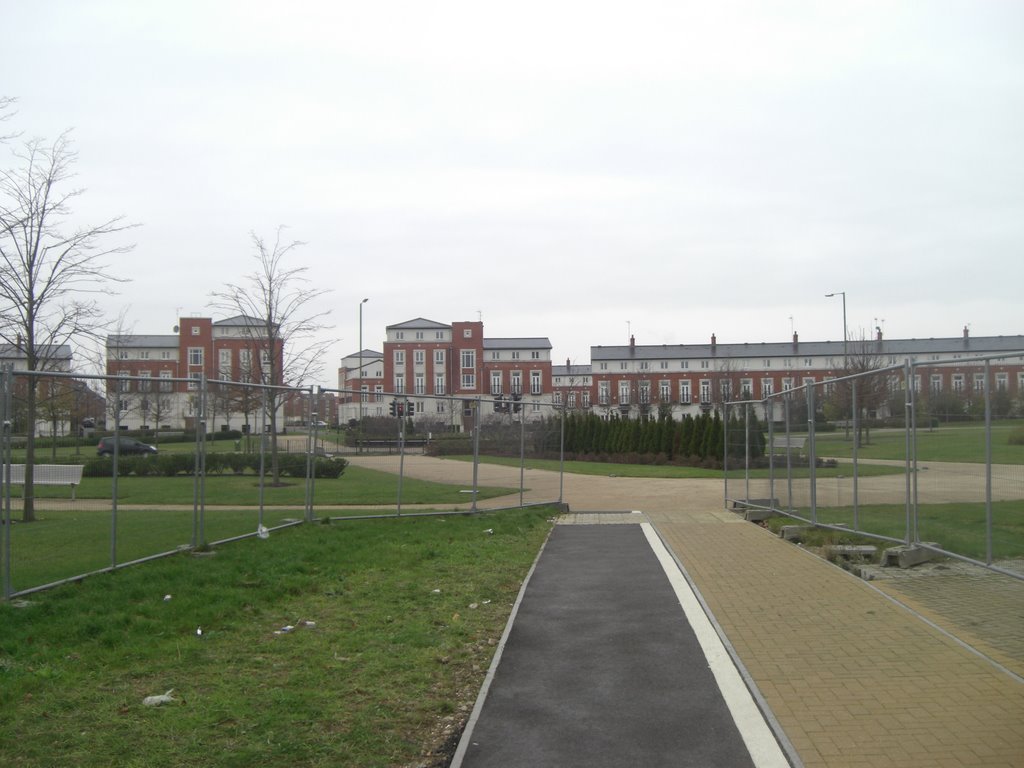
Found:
[3,1,1022,387]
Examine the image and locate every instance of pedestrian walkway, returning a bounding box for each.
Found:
[650,507,1024,768]
[451,522,789,767]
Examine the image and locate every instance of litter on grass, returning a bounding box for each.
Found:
[257,525,270,540]
[143,690,176,707]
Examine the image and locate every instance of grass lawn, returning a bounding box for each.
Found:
[0,508,555,768]
[774,500,1024,560]
[12,465,518,507]
[814,421,1024,464]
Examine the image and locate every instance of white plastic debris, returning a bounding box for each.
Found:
[257,525,270,540]
[483,528,494,535]
[196,627,203,637]
[143,689,176,707]
[469,603,479,610]
[302,620,317,628]
[274,625,295,635]
[163,594,172,602]
[431,589,441,594]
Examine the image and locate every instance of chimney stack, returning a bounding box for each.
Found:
[963,325,970,340]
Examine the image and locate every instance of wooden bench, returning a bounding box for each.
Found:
[8,464,85,500]
[770,436,806,456]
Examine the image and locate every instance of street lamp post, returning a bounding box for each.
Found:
[358,298,368,448]
[825,291,847,368]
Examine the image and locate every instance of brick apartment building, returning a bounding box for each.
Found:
[105,316,284,431]
[338,318,553,427]
[565,328,1024,420]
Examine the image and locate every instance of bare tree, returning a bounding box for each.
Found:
[0,130,134,521]
[209,227,331,483]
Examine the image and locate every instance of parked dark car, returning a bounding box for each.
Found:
[96,436,158,457]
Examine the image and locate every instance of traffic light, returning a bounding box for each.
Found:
[389,400,398,417]
[405,400,413,416]
[512,393,522,413]
[397,402,404,417]
[494,395,505,413]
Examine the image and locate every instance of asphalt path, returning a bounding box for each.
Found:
[450,524,786,768]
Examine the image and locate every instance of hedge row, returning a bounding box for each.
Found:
[82,452,347,479]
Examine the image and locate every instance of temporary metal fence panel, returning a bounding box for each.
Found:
[725,352,1024,579]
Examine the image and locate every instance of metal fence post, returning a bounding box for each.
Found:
[984,359,993,564]
[1,366,12,599]
[903,360,913,545]
[304,387,315,523]
[744,403,751,504]
[807,385,817,524]
[851,378,859,531]
[766,399,775,509]
[723,402,729,508]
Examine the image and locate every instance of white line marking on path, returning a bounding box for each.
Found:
[641,523,790,768]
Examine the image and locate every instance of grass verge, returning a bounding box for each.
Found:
[0,507,555,768]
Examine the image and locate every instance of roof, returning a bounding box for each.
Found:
[590,335,1024,362]
[552,364,592,377]
[483,337,552,350]
[107,334,178,348]
[214,315,272,328]
[387,318,451,331]
[0,343,72,360]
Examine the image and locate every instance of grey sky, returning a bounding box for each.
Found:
[4,1,1022,387]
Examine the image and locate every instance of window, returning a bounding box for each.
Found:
[952,374,964,393]
[598,381,610,405]
[360,384,369,402]
[618,381,631,404]
[491,351,501,360]
[160,351,171,360]
[639,381,650,403]
[973,373,985,392]
[414,350,425,365]
[434,350,445,367]
[511,351,520,360]
[599,363,608,371]
[491,372,502,394]
[394,350,405,366]
[763,359,771,368]
[188,372,201,390]
[530,371,542,395]
[188,347,203,366]
[659,380,670,401]
[511,372,522,394]
[620,362,627,370]
[639,361,649,370]
[680,361,689,369]
[700,360,709,369]
[930,374,942,393]
[260,350,270,366]
[995,372,1008,391]
[461,373,476,389]
[394,375,405,394]
[414,374,425,395]
[582,392,590,408]
[567,392,577,408]
[802,377,815,387]
[219,349,231,377]
[531,351,540,359]
[552,392,562,405]
[374,384,384,402]
[434,375,446,395]
[160,371,173,392]
[660,361,668,370]
[782,377,794,392]
[761,378,774,397]
[118,372,131,393]
[139,371,152,392]
[395,332,404,340]
[679,380,691,402]
[699,379,711,402]
[415,331,423,340]
[804,358,813,366]
[436,331,445,340]
[740,379,753,399]
[460,349,475,369]
[139,351,149,360]
[720,380,732,401]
